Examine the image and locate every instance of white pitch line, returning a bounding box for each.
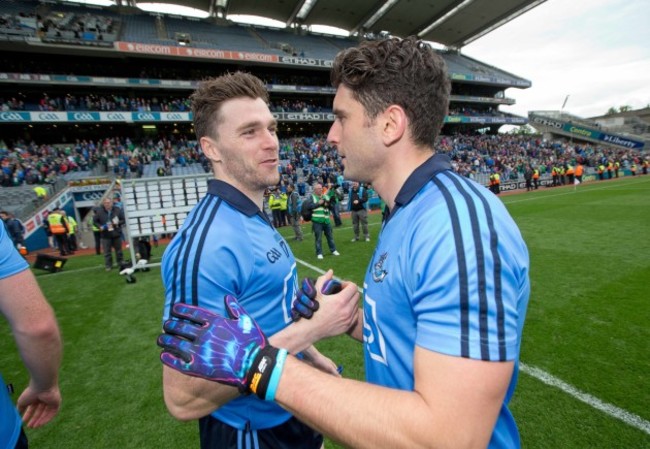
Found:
[519,363,650,435]
[296,258,650,436]
[503,178,650,205]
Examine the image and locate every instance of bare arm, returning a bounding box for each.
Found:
[275,346,513,449]
[162,277,360,420]
[0,269,62,428]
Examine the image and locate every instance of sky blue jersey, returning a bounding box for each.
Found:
[363,154,530,448]
[162,179,299,430]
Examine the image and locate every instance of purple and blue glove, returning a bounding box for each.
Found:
[157,295,287,401]
[291,277,342,322]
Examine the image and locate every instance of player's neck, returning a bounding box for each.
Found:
[374,147,434,210]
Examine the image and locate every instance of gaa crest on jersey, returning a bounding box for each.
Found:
[372,252,388,283]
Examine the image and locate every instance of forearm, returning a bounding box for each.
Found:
[276,357,437,449]
[162,321,329,420]
[162,365,238,420]
[275,348,508,449]
[5,273,62,391]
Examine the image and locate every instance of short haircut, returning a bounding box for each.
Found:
[190,72,269,141]
[331,36,450,148]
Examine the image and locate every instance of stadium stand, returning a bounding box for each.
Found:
[2,0,646,253]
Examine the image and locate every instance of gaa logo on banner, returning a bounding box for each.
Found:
[73,191,105,202]
[0,112,29,122]
[68,112,99,121]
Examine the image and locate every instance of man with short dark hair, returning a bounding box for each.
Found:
[160,37,530,449]
[158,72,359,449]
[93,198,125,271]
[304,183,340,260]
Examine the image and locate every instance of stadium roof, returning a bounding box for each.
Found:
[132,0,548,48]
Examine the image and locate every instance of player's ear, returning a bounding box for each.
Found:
[200,136,222,163]
[380,104,407,146]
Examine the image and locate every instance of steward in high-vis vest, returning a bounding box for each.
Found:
[551,166,559,187]
[47,208,71,256]
[65,213,78,251]
[532,169,539,190]
[268,189,283,228]
[575,163,584,183]
[91,218,101,255]
[278,191,288,228]
[565,164,575,185]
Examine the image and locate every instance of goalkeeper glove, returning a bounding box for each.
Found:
[157,295,287,401]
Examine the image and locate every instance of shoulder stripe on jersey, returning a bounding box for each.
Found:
[168,196,221,310]
[441,172,492,360]
[190,200,221,307]
[459,177,507,361]
[432,176,470,357]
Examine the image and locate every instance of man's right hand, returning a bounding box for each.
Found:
[291,271,360,341]
[291,277,342,321]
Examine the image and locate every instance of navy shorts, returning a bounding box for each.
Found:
[199,415,323,449]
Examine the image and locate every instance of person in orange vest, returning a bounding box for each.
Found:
[606,161,614,179]
[47,207,71,256]
[575,163,584,184]
[565,163,575,185]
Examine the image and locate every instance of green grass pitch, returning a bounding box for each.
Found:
[1,176,649,448]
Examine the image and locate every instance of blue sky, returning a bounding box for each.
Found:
[463,0,650,119]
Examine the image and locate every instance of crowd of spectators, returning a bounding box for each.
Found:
[1,133,648,191]
[1,94,192,113]
[0,135,208,187]
[269,99,332,113]
[0,93,337,114]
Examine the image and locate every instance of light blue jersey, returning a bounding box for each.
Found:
[363,154,530,448]
[162,179,299,430]
[0,221,29,447]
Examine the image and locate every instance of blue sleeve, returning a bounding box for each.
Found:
[0,224,28,279]
[409,177,528,362]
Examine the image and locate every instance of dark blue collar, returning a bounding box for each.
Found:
[389,153,452,219]
[207,179,271,224]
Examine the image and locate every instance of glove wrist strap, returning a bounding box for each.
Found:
[247,346,288,401]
